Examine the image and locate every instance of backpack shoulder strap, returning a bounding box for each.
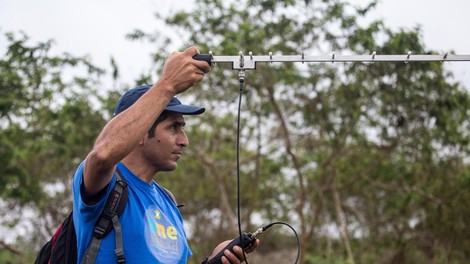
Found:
[161,186,185,208]
[81,168,128,264]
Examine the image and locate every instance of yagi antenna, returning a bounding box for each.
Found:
[194,51,470,70]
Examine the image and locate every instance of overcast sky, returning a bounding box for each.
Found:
[1,0,469,88]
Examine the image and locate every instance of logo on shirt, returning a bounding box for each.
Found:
[145,206,185,263]
[154,209,161,220]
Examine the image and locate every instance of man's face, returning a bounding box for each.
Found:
[143,112,189,172]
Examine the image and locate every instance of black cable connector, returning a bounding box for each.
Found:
[204,221,300,264]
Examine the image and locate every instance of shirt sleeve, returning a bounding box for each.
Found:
[72,160,116,222]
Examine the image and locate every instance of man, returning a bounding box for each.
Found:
[72,46,258,263]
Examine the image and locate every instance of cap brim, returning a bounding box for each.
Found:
[165,104,205,115]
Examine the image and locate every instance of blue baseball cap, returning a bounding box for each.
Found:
[113,84,205,116]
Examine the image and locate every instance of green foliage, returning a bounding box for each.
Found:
[0,31,110,259]
[1,0,469,263]
[139,0,470,262]
[0,31,104,200]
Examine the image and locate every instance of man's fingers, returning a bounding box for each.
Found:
[183,46,200,56]
[223,249,243,264]
[182,46,211,72]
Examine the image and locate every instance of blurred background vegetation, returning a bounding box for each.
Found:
[1,0,469,263]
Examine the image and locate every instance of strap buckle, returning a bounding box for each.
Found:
[93,225,106,239]
[115,248,126,263]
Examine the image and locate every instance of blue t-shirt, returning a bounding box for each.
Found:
[73,162,192,263]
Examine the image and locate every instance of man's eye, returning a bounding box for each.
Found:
[170,122,185,131]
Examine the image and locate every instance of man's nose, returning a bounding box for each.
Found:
[178,130,189,147]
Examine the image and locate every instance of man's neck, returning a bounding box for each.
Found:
[121,154,157,184]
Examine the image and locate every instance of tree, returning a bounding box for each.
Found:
[2,0,469,263]
[0,31,114,262]
[132,0,470,263]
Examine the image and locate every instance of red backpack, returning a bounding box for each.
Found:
[34,170,128,264]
